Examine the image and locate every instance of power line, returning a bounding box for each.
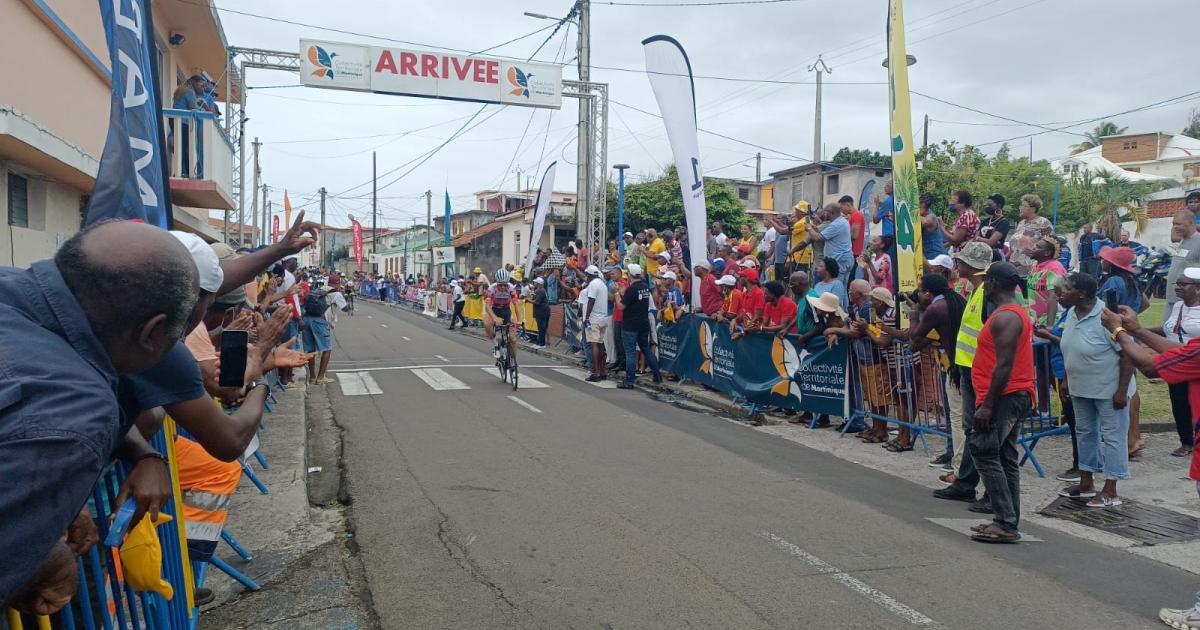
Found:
[373,107,508,194]
[598,0,809,5]
[610,98,813,163]
[912,91,1087,139]
[973,90,1200,148]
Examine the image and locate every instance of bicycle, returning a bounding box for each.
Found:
[493,322,519,390]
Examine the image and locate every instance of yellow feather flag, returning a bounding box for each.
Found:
[888,0,922,326]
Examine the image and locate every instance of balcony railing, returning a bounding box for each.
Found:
[163,108,234,210]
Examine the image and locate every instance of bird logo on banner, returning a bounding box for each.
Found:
[507,66,532,98]
[308,45,337,79]
[769,337,807,401]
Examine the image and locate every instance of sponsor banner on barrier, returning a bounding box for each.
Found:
[658,314,848,416]
[432,246,455,265]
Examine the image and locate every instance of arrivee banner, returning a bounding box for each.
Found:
[300,39,562,109]
[525,161,558,273]
[643,36,708,306]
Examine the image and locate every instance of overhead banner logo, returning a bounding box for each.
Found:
[300,39,562,109]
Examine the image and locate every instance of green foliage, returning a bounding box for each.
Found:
[1069,121,1127,154]
[605,165,750,238]
[1183,108,1200,140]
[912,140,1167,237]
[830,147,892,168]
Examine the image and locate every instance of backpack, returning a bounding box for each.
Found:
[304,290,330,317]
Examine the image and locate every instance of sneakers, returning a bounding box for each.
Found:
[1173,446,1195,458]
[652,374,663,384]
[194,587,215,606]
[926,453,955,468]
[1160,604,1200,629]
[585,374,605,382]
[618,382,636,390]
[1055,468,1082,483]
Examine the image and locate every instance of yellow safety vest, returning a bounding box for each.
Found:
[955,284,984,368]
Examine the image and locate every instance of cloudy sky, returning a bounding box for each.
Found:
[207,0,1199,228]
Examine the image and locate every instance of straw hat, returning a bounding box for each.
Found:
[807,291,846,318]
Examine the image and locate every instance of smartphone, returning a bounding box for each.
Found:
[1104,289,1119,312]
[104,498,137,546]
[218,330,249,388]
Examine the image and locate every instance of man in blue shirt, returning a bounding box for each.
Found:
[803,204,855,289]
[0,222,198,610]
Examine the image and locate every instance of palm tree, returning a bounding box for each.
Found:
[1069,121,1128,155]
[1064,168,1158,240]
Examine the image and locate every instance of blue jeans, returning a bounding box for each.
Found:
[1074,396,1131,481]
[622,329,660,384]
[581,322,592,370]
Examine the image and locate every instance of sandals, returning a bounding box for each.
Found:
[970,524,1021,544]
[1086,495,1123,509]
[861,434,887,444]
[886,442,914,453]
[1058,486,1097,500]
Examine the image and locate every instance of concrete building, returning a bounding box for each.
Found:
[711,176,775,232]
[434,209,494,240]
[475,189,576,216]
[2,0,237,266]
[495,197,579,269]
[769,163,891,219]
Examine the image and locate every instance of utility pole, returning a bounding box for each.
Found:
[755,152,762,183]
[808,56,831,163]
[372,151,378,273]
[922,114,929,149]
[318,187,327,270]
[425,189,433,282]
[260,184,270,246]
[575,0,591,261]
[248,138,260,247]
[515,167,522,192]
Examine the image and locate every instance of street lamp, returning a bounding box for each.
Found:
[523,11,552,19]
[881,54,917,68]
[613,164,630,255]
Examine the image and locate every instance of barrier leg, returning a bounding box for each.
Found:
[252,450,269,471]
[188,564,206,630]
[209,557,261,592]
[1019,438,1048,478]
[61,605,76,630]
[914,429,931,457]
[74,556,97,630]
[220,530,254,561]
[241,462,269,494]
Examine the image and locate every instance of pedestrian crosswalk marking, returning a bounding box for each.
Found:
[480,368,550,388]
[411,368,471,390]
[551,367,617,388]
[339,371,383,396]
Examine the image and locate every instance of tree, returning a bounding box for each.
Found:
[1058,168,1162,240]
[1183,108,1200,139]
[914,140,1068,225]
[1069,121,1127,155]
[604,165,749,239]
[830,147,891,168]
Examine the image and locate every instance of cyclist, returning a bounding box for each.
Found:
[483,268,522,362]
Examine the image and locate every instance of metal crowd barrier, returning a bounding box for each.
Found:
[844,339,1063,476]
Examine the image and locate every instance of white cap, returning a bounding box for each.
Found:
[655,250,671,261]
[738,257,758,268]
[716,275,737,287]
[535,277,545,284]
[628,263,644,277]
[170,231,223,293]
[1185,267,1200,280]
[584,264,601,276]
[927,254,954,270]
[659,270,677,280]
[623,231,634,238]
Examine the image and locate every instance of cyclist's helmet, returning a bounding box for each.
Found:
[494,268,511,283]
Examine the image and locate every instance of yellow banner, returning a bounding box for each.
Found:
[888,0,921,325]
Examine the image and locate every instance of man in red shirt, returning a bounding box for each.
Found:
[716,275,742,324]
[1102,293,1200,627]
[696,264,722,317]
[738,268,765,323]
[841,195,866,257]
[970,262,1034,544]
[758,281,797,336]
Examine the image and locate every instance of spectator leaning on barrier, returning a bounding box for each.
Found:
[733,267,765,341]
[696,264,722,317]
[0,221,198,611]
[715,275,742,324]
[934,241,992,502]
[757,281,798,337]
[812,256,849,311]
[830,280,895,444]
[968,261,1036,544]
[1097,278,1200,627]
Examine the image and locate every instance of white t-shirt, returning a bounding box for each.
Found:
[714,232,728,247]
[760,227,777,254]
[1164,301,1200,343]
[583,277,609,325]
[453,285,465,303]
[281,269,296,292]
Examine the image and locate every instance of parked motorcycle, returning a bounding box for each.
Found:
[1136,248,1171,299]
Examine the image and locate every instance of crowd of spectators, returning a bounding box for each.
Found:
[0,213,331,616]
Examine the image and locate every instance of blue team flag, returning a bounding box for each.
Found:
[85,0,171,228]
[444,190,452,245]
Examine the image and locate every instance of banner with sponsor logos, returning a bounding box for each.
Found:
[299,39,562,109]
[887,0,922,325]
[656,314,849,417]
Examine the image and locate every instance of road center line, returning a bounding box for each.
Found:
[435,354,450,363]
[380,323,388,328]
[402,335,412,341]
[758,531,943,628]
[507,395,542,414]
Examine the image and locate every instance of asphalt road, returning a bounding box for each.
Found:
[327,300,1194,630]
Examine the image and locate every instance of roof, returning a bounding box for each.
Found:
[769,162,891,179]
[1095,133,1200,162]
[1051,149,1172,183]
[451,221,504,247]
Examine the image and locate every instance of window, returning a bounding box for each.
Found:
[1122,141,1138,150]
[790,181,803,206]
[1184,162,1200,179]
[1125,167,1141,173]
[826,174,840,195]
[514,231,521,262]
[737,187,750,201]
[7,173,28,228]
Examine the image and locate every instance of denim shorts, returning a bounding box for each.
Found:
[302,316,332,353]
